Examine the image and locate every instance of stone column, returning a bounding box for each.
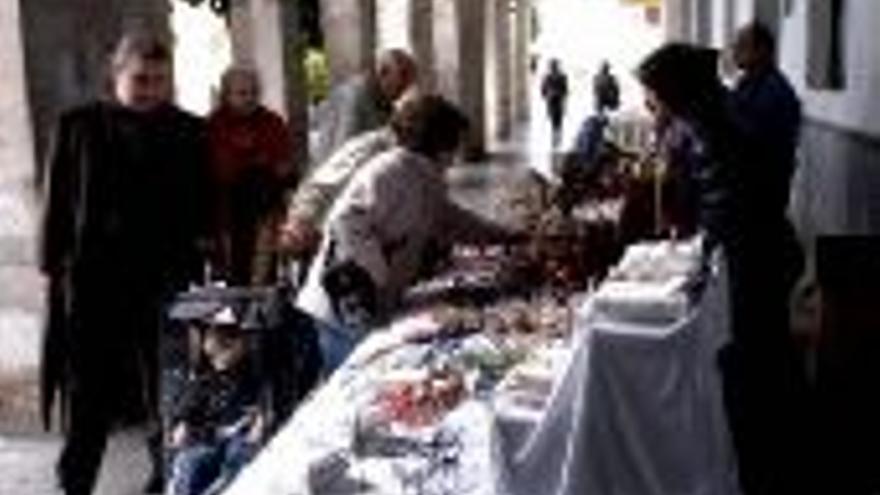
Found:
[361,0,378,68]
[754,0,781,35]
[279,0,310,167]
[229,0,289,116]
[456,0,488,158]
[0,0,38,271]
[694,0,713,45]
[491,0,514,141]
[320,0,377,85]
[724,0,736,44]
[409,0,435,91]
[484,0,497,144]
[513,0,531,122]
[433,0,460,104]
[115,0,171,37]
[664,0,694,42]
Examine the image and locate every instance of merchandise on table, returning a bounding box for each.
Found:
[223,224,723,495]
[364,368,467,431]
[491,340,572,416]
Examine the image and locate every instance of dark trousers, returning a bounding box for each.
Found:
[57,288,164,495]
[217,173,283,285]
[57,383,111,495]
[546,100,565,144]
[718,235,812,495]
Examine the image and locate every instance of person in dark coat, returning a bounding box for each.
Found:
[39,33,210,495]
[730,22,804,293]
[541,58,569,146]
[637,43,811,495]
[593,60,620,115]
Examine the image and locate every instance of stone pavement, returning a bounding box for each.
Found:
[0,430,151,495]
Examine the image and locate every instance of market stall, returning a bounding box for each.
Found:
[223,235,740,495]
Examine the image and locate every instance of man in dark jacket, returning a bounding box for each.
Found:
[730,22,803,292]
[593,61,620,115]
[541,59,569,146]
[39,33,210,495]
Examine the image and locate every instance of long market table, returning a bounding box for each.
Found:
[224,243,740,495]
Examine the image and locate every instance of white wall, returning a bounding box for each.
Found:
[719,0,880,138]
[777,0,880,138]
[249,0,288,117]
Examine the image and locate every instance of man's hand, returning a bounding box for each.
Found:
[169,423,188,448]
[278,214,322,256]
[246,411,265,444]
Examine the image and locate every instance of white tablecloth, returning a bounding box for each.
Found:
[492,260,740,495]
[224,262,739,495]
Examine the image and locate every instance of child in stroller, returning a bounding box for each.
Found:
[167,305,265,495]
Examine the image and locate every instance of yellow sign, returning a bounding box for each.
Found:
[620,0,662,7]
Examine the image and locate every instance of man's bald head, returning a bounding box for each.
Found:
[732,22,776,74]
[375,49,418,103]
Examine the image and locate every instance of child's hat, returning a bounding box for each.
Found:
[210,305,239,326]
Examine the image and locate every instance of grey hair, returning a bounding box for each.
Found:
[377,48,418,80]
[110,32,171,74]
[218,66,262,104]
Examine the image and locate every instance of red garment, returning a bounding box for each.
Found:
[207,105,294,284]
[207,105,293,184]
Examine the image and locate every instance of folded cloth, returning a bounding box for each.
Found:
[610,237,703,283]
[591,278,690,326]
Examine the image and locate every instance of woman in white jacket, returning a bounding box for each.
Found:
[297,95,517,371]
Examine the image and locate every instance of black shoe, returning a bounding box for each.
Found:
[143,471,164,494]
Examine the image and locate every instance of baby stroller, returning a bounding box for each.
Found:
[160,281,322,494]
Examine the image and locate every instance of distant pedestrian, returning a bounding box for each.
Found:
[593,61,620,115]
[541,59,569,146]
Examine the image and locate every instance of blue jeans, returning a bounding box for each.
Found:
[170,434,256,495]
[315,320,362,376]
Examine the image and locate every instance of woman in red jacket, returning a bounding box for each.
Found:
[208,67,295,284]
